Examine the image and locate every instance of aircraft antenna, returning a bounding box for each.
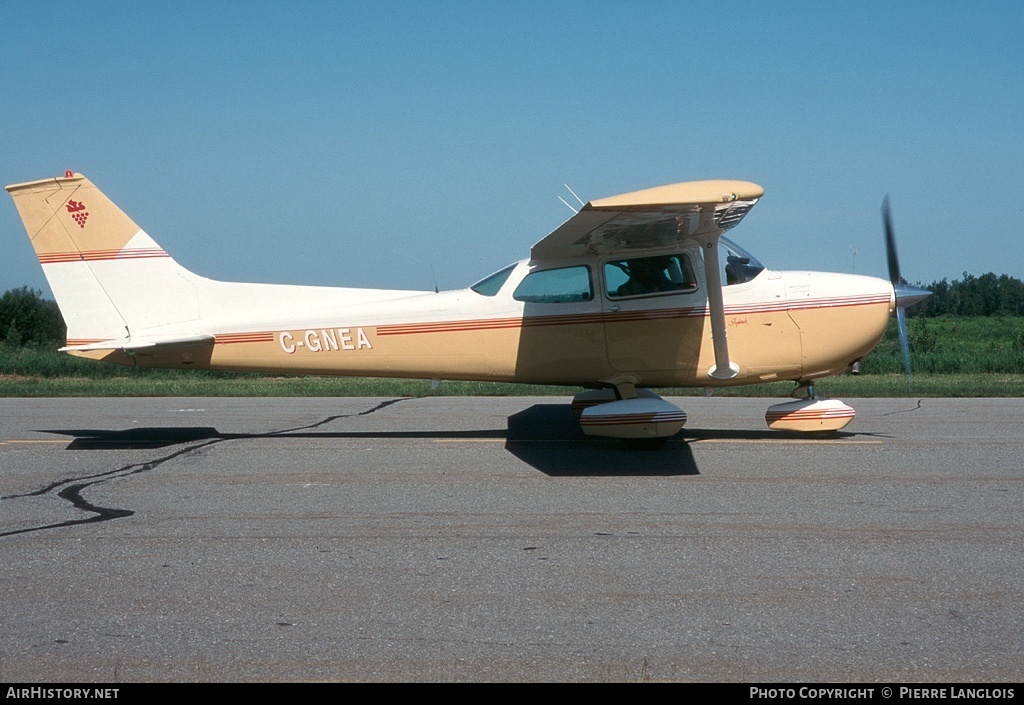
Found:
[557,195,578,214]
[564,184,586,207]
[389,247,440,293]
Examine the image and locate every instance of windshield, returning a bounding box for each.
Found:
[720,236,765,285]
[470,263,517,296]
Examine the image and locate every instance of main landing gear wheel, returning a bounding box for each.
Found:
[573,389,685,449]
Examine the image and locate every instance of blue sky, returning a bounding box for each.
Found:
[3,1,1022,295]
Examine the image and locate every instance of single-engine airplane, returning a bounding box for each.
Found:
[6,172,929,448]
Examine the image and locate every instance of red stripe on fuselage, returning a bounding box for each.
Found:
[194,295,890,345]
[376,293,890,337]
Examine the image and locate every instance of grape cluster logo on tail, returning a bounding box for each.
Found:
[66,199,88,228]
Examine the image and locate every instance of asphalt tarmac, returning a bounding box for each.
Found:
[0,396,1021,682]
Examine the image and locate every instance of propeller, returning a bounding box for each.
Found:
[882,196,931,382]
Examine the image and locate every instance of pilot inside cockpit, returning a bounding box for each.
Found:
[617,257,673,296]
[609,254,697,298]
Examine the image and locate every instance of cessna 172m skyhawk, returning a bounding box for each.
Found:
[6,172,929,448]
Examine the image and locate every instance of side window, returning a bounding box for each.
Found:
[605,253,697,299]
[513,266,593,304]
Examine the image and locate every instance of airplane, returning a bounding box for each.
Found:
[5,171,930,448]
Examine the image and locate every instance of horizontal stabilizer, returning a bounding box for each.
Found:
[60,333,214,353]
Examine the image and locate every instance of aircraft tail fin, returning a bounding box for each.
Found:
[5,173,202,346]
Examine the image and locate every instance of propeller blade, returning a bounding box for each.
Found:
[882,195,931,384]
[896,306,912,384]
[882,195,902,285]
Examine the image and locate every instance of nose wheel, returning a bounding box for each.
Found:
[765,383,855,432]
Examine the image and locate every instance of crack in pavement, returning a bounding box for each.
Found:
[0,398,408,538]
[878,399,925,416]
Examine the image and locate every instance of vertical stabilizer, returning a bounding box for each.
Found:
[5,173,201,345]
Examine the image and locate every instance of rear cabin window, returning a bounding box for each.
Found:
[513,266,593,304]
[604,253,697,299]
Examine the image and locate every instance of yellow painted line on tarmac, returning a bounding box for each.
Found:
[434,439,522,443]
[435,439,592,444]
[690,438,882,444]
[0,439,66,445]
[434,438,883,445]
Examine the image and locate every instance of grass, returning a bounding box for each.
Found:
[2,371,1021,398]
[0,374,576,398]
[860,316,1024,374]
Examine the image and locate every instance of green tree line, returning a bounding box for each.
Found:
[912,272,1024,317]
[0,286,65,348]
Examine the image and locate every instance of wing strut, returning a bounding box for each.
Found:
[696,211,739,380]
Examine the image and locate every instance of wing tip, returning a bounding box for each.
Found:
[589,179,763,210]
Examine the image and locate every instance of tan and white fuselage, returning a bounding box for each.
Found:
[99,260,891,388]
[6,173,902,439]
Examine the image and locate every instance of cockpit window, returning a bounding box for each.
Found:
[604,253,697,299]
[470,263,517,296]
[513,265,593,304]
[721,237,765,286]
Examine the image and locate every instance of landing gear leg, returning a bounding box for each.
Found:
[791,382,817,400]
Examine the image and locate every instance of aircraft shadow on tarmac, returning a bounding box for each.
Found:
[502,404,699,476]
[44,421,697,478]
[43,404,859,478]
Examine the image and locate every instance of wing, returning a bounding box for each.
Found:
[532,180,763,260]
[533,179,764,382]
